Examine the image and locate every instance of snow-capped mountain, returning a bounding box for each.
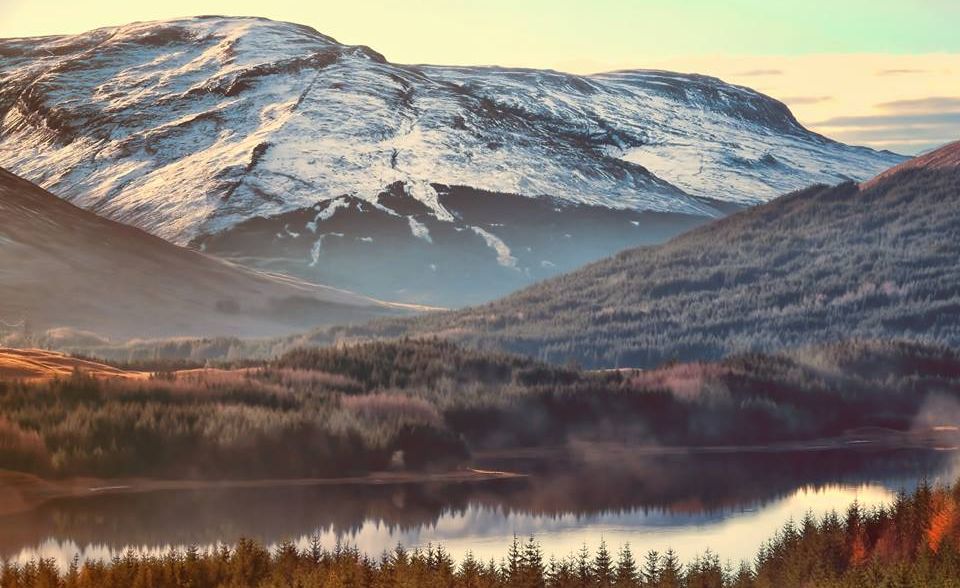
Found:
[0,16,903,304]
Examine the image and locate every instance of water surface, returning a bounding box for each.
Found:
[2,448,955,567]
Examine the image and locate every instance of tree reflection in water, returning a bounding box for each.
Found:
[2,448,956,567]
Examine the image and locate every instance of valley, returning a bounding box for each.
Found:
[2,338,958,481]
[0,7,957,586]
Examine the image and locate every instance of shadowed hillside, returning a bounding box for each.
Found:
[342,141,960,368]
[0,168,406,341]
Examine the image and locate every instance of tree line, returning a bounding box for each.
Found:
[2,337,960,479]
[4,479,960,587]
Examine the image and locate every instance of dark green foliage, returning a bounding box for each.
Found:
[613,545,638,588]
[345,168,960,368]
[275,337,576,390]
[593,539,614,587]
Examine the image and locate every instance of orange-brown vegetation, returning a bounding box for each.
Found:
[0,348,147,382]
[1,338,960,482]
[861,139,960,190]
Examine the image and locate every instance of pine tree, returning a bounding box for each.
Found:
[309,534,323,565]
[659,549,682,588]
[507,535,523,584]
[522,536,546,588]
[729,561,754,588]
[594,539,614,587]
[577,544,592,588]
[65,555,80,588]
[548,555,577,588]
[459,551,482,588]
[437,544,456,584]
[641,550,660,588]
[686,550,722,588]
[614,543,639,587]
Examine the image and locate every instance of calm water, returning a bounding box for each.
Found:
[2,448,957,568]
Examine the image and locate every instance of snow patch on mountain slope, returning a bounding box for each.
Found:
[406,180,455,222]
[408,217,432,243]
[471,226,517,268]
[307,197,351,231]
[0,16,903,245]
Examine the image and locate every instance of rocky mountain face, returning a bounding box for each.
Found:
[0,16,903,304]
[342,141,960,367]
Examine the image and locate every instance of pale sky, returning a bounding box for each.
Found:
[2,0,958,154]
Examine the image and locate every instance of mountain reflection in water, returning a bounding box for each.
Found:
[2,448,956,567]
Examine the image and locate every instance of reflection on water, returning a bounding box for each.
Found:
[2,449,957,567]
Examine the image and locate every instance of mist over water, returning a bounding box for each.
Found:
[3,448,956,569]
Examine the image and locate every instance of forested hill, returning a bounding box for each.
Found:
[340,141,960,368]
[3,338,960,479]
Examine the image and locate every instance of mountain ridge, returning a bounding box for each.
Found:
[861,140,960,190]
[336,140,960,367]
[0,15,904,304]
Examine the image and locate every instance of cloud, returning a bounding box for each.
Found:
[813,112,960,128]
[650,52,960,154]
[826,126,958,142]
[811,111,960,155]
[782,96,833,105]
[877,96,960,113]
[827,134,953,156]
[811,110,960,155]
[735,68,783,76]
[877,68,928,76]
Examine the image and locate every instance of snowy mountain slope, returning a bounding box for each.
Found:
[0,16,904,304]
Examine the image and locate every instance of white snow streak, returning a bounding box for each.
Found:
[471,226,517,268]
[408,217,432,243]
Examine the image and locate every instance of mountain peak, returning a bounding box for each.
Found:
[0,17,903,304]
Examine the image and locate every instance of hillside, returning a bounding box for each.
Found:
[344,141,960,367]
[0,168,402,341]
[0,16,901,304]
[0,348,148,381]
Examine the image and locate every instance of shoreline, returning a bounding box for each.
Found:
[3,430,957,519]
[0,467,526,518]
